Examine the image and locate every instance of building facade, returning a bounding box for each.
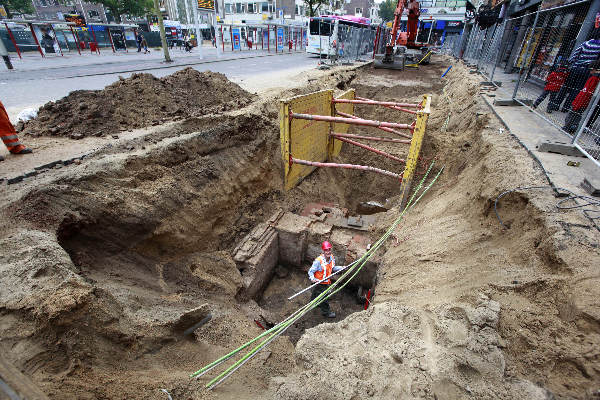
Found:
[32,0,108,23]
[341,0,375,18]
[221,0,307,24]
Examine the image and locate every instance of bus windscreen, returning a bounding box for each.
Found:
[309,19,333,36]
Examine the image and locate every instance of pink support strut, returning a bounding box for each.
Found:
[330,134,405,163]
[355,96,418,114]
[290,112,411,130]
[335,110,412,138]
[333,98,419,108]
[291,157,401,180]
[330,132,411,144]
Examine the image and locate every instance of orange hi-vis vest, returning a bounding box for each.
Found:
[314,254,335,285]
[0,101,26,154]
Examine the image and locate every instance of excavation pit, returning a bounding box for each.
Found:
[232,206,380,343]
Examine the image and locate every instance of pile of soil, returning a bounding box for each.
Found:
[18,68,255,139]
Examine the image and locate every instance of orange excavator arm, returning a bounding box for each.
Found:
[387,0,407,52]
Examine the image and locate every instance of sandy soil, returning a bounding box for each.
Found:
[0,57,599,400]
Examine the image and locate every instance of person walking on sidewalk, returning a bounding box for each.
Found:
[0,101,32,161]
[554,32,600,113]
[532,63,568,113]
[563,63,600,134]
[308,241,344,318]
[136,33,143,52]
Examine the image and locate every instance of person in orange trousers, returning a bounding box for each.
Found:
[0,101,32,161]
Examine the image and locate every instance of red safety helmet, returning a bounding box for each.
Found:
[321,241,332,251]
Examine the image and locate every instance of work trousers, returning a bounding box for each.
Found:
[563,110,582,134]
[311,284,332,315]
[533,90,560,111]
[554,65,590,112]
[0,101,25,154]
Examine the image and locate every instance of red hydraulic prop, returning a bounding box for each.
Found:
[290,157,401,180]
[333,98,419,108]
[335,110,412,138]
[330,132,411,144]
[330,134,405,164]
[355,96,418,114]
[290,112,411,130]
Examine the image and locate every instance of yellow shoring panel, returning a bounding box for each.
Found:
[398,94,432,208]
[331,89,355,158]
[280,90,334,191]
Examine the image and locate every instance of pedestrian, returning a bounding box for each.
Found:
[554,31,600,113]
[136,32,143,52]
[141,35,149,54]
[532,63,568,113]
[0,101,32,161]
[184,34,193,52]
[307,241,344,318]
[563,62,600,134]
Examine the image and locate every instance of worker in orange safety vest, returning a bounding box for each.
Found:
[308,241,344,318]
[0,101,32,161]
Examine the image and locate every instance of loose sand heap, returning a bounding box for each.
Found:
[18,68,255,139]
[0,60,599,400]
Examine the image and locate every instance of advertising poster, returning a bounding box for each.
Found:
[232,28,241,50]
[277,27,284,51]
[64,14,86,27]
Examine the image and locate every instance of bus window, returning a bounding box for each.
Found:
[310,18,333,36]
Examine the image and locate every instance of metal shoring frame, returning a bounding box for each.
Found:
[289,112,412,130]
[330,132,411,144]
[28,23,45,57]
[333,98,420,109]
[329,133,406,163]
[335,110,411,138]
[4,23,21,59]
[290,157,401,180]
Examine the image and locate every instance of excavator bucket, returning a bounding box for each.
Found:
[373,53,406,70]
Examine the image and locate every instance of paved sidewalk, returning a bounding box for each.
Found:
[479,82,599,199]
[1,46,305,81]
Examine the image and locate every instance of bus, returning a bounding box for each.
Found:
[307,15,373,57]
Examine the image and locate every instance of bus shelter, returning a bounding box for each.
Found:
[83,23,139,53]
[2,19,78,58]
[217,23,305,53]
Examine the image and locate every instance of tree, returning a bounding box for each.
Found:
[0,0,34,17]
[94,0,153,23]
[379,0,396,23]
[303,0,327,17]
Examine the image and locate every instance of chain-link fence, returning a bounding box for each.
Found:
[337,25,377,65]
[448,0,600,166]
[315,22,378,67]
[439,33,462,57]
